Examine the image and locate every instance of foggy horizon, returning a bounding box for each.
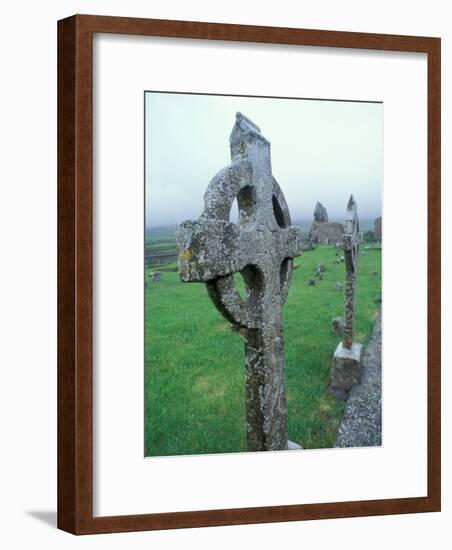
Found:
[145,92,382,228]
[145,215,379,231]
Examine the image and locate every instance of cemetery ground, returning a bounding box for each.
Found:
[145,238,381,457]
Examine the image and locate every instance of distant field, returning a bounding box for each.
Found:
[145,226,177,257]
[144,243,382,457]
[145,220,377,258]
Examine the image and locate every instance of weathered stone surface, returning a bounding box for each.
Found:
[335,312,382,447]
[309,202,345,244]
[313,201,329,223]
[176,112,302,452]
[374,216,382,242]
[310,221,344,244]
[287,440,303,450]
[308,278,316,286]
[331,341,363,392]
[331,195,362,393]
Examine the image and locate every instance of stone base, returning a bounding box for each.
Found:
[287,440,303,450]
[330,341,363,395]
[335,312,382,447]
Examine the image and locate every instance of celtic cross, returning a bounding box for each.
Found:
[176,113,302,451]
[330,194,362,396]
[342,195,359,349]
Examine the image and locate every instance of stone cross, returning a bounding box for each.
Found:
[342,195,359,349]
[331,195,363,396]
[176,113,302,451]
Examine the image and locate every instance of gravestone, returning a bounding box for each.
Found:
[314,201,329,223]
[176,112,302,451]
[332,316,344,336]
[330,195,363,395]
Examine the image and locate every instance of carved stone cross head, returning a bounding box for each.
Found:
[343,194,359,274]
[176,112,301,332]
[176,113,302,451]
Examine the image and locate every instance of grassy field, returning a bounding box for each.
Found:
[144,243,381,457]
[144,226,177,255]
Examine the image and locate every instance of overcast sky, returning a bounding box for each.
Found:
[145,92,382,227]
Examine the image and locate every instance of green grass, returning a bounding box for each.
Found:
[144,245,381,456]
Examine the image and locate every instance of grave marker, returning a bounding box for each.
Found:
[330,195,363,395]
[176,113,302,451]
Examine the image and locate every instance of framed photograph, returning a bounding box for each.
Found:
[58,15,441,534]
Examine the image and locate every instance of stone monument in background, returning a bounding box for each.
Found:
[313,201,329,223]
[374,216,382,242]
[176,113,302,451]
[309,201,344,244]
[330,195,363,397]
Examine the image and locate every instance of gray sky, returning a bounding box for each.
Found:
[145,92,382,227]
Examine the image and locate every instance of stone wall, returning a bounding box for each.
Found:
[310,221,344,244]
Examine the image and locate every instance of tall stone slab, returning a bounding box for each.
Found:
[176,113,302,451]
[330,195,363,396]
[374,216,382,242]
[313,201,329,223]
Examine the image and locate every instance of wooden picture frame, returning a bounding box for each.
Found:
[58,14,441,535]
